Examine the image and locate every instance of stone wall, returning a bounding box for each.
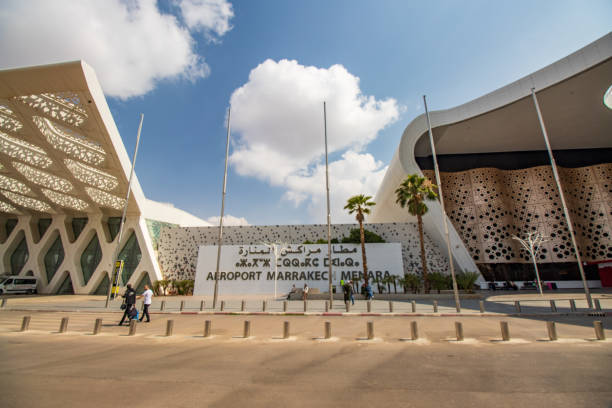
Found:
[157,223,449,281]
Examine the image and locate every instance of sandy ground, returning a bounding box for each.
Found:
[0,311,611,408]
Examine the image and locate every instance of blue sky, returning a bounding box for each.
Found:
[1,0,611,226]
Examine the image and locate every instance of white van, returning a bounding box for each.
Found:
[0,276,38,295]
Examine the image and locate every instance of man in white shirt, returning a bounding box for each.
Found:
[138,284,153,322]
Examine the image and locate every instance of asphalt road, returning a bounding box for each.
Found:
[0,312,611,408]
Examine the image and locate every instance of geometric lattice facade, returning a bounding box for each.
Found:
[423,162,612,264]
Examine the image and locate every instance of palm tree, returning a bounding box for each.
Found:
[344,194,376,286]
[395,175,438,293]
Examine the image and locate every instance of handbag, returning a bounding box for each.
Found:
[120,302,127,310]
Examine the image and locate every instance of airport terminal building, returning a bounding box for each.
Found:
[0,33,610,293]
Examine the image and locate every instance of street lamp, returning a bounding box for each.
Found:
[512,232,548,295]
[263,241,288,299]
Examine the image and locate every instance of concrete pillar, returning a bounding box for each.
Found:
[500,321,510,341]
[367,301,372,313]
[204,320,211,338]
[594,321,605,340]
[283,300,288,312]
[220,300,225,311]
[455,322,464,341]
[410,321,418,340]
[166,320,174,337]
[241,300,245,312]
[200,300,205,311]
[160,300,166,311]
[324,321,331,339]
[550,300,557,312]
[411,301,416,313]
[546,321,557,341]
[20,316,31,332]
[128,319,137,336]
[569,299,577,312]
[594,299,601,311]
[367,321,374,340]
[514,301,521,313]
[59,317,69,333]
[433,300,438,313]
[389,301,394,313]
[243,321,251,338]
[93,318,102,335]
[283,321,290,339]
[479,301,485,313]
[180,300,185,312]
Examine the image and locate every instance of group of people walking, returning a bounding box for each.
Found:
[118,284,153,325]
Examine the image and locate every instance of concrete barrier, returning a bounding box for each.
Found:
[514,301,521,313]
[389,301,394,313]
[550,300,557,312]
[93,318,102,335]
[546,321,557,341]
[569,299,577,312]
[594,299,601,311]
[243,321,251,338]
[160,300,166,311]
[283,321,290,339]
[367,321,374,340]
[411,301,416,313]
[479,301,485,313]
[410,321,418,340]
[324,321,331,339]
[594,321,605,340]
[59,317,69,333]
[20,316,30,332]
[433,300,438,313]
[200,300,205,311]
[166,320,174,337]
[500,321,510,341]
[128,319,137,336]
[455,322,464,341]
[204,320,211,338]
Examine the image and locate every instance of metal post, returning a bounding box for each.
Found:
[303,300,307,312]
[411,300,416,313]
[160,300,165,311]
[165,320,174,337]
[200,300,205,311]
[262,300,267,312]
[93,318,102,335]
[433,300,438,313]
[283,300,287,312]
[423,95,461,312]
[410,321,419,340]
[128,319,137,336]
[530,88,593,309]
[180,300,185,312]
[325,300,329,312]
[283,321,290,339]
[59,317,69,333]
[241,300,245,312]
[20,316,30,332]
[105,114,144,308]
[345,301,350,312]
[593,321,605,340]
[546,321,557,341]
[594,299,601,311]
[323,102,333,305]
[569,299,577,312]
[204,320,211,338]
[324,321,331,339]
[367,321,374,340]
[479,300,485,313]
[514,301,521,313]
[455,322,464,341]
[243,320,251,338]
[550,300,557,312]
[220,300,225,311]
[500,321,510,341]
[1,299,6,308]
[213,106,232,310]
[367,301,372,313]
[389,301,394,313]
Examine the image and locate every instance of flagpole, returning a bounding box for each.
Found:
[105,113,144,308]
[213,106,231,309]
[423,96,461,312]
[530,88,593,308]
[324,102,333,306]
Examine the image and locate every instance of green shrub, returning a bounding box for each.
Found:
[455,272,480,292]
[429,272,451,293]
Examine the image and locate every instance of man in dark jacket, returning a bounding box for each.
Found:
[342,281,353,310]
[118,284,137,326]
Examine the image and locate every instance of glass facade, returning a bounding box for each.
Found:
[93,274,109,295]
[135,273,152,294]
[80,234,102,285]
[10,237,28,275]
[5,219,17,237]
[119,232,141,285]
[107,217,122,241]
[56,273,74,294]
[71,217,88,240]
[44,236,64,283]
[38,218,52,238]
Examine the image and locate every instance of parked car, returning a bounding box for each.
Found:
[0,276,38,294]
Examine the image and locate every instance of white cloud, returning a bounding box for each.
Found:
[0,0,234,99]
[228,59,399,222]
[206,214,250,226]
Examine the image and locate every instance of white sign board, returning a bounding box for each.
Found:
[194,243,404,295]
